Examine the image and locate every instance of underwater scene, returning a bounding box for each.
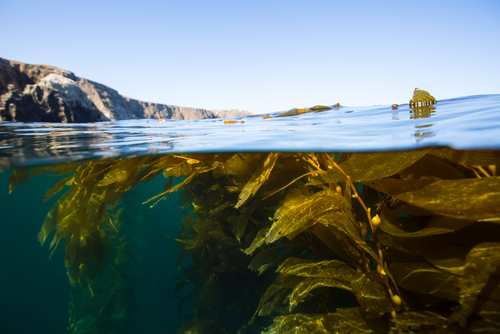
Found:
[1,90,500,334]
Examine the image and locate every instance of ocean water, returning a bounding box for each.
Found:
[1,94,500,168]
[0,95,499,334]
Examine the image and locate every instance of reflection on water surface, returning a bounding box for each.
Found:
[1,94,500,333]
[1,94,499,169]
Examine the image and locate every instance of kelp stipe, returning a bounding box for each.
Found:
[10,147,500,333]
[7,87,500,333]
[68,203,135,334]
[146,149,500,333]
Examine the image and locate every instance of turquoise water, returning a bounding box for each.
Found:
[0,95,499,334]
[0,170,188,334]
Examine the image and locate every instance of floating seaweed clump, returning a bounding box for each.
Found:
[409,88,436,107]
[9,147,500,333]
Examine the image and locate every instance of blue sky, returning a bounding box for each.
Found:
[1,0,499,114]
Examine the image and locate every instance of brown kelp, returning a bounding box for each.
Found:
[68,203,134,334]
[9,146,500,333]
[6,84,500,334]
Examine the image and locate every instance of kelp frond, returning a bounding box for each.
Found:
[9,145,500,333]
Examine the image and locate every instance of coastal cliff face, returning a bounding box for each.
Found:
[0,57,251,123]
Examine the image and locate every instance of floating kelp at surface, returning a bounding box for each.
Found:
[8,148,500,333]
[409,88,437,107]
[3,94,500,172]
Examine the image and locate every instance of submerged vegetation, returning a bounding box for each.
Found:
[9,147,500,333]
[6,89,500,333]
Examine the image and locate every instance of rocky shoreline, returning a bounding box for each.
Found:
[0,57,251,123]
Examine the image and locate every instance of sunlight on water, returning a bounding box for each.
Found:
[1,94,500,334]
[1,95,499,168]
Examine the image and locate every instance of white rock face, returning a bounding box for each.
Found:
[37,74,96,110]
[1,57,252,122]
[39,73,77,87]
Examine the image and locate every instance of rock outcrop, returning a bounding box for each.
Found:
[0,57,251,123]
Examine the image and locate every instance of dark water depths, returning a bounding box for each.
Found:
[0,95,499,334]
[1,95,499,169]
[0,171,188,334]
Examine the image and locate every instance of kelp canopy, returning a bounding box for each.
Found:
[9,146,500,334]
[5,82,500,334]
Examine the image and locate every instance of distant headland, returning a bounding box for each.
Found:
[0,57,251,123]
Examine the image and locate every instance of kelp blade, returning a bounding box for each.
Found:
[7,146,500,334]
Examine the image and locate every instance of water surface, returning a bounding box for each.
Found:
[1,94,500,334]
[1,94,499,168]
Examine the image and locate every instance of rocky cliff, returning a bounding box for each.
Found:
[0,57,251,123]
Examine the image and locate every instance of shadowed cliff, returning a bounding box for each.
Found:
[0,57,251,123]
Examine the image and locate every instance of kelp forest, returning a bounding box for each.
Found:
[8,145,500,333]
[4,87,500,334]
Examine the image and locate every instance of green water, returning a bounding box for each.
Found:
[2,148,500,334]
[0,170,187,334]
[0,170,69,333]
[1,94,500,333]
